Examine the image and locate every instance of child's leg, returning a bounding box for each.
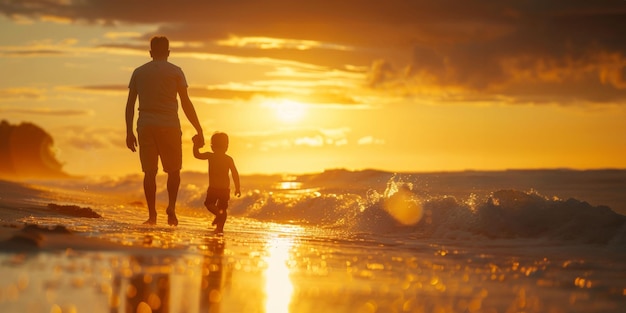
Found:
[215,211,227,233]
[204,193,219,216]
[214,200,228,232]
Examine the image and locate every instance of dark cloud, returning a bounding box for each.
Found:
[0,49,65,57]
[0,108,91,116]
[368,2,626,104]
[3,0,625,104]
[97,40,368,72]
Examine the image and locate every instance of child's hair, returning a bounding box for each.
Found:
[211,132,229,150]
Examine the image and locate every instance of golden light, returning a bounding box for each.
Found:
[264,99,307,123]
[384,186,423,225]
[264,237,294,313]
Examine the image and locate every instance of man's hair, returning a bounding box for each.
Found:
[150,36,169,56]
[211,132,229,149]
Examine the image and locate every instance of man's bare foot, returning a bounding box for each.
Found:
[167,214,178,226]
[166,208,178,226]
[143,218,156,225]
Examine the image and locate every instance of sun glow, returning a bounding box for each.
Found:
[264,99,307,123]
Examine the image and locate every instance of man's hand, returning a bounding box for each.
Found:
[234,189,241,197]
[126,133,137,152]
[192,133,205,147]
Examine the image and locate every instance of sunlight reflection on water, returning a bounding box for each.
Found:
[264,236,294,313]
[3,206,626,313]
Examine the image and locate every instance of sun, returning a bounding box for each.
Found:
[266,99,307,123]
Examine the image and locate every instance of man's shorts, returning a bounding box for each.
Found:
[137,126,182,173]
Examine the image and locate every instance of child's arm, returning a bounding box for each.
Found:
[192,135,210,160]
[230,157,241,197]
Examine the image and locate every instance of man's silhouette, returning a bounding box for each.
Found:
[125,36,204,226]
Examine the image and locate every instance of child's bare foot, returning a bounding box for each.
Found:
[166,208,178,226]
[143,217,156,225]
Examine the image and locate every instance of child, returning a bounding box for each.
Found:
[193,132,241,233]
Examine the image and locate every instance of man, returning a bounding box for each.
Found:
[125,36,204,226]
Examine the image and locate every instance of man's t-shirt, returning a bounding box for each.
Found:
[129,60,187,128]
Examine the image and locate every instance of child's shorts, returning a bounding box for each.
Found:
[204,187,230,210]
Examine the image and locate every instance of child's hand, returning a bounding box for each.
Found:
[235,189,241,197]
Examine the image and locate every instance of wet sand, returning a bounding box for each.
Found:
[1,181,625,313]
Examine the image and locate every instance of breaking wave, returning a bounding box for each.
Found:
[11,169,626,245]
[224,173,626,244]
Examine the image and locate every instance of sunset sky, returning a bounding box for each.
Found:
[1,0,625,177]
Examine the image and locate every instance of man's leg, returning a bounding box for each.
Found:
[166,170,180,226]
[143,170,157,225]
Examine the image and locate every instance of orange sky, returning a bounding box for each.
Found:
[1,1,625,177]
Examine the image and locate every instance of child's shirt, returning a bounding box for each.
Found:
[207,153,235,190]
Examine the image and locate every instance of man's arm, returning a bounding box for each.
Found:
[179,87,204,146]
[125,88,138,152]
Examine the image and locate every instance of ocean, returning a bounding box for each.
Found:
[0,169,625,312]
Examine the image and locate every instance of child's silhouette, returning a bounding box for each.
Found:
[193,132,240,233]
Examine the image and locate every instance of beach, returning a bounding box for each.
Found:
[1,170,625,313]
[2,1,626,312]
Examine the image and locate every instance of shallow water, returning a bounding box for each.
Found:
[1,213,625,313]
[1,170,626,312]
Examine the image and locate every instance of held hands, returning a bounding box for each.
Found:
[192,134,205,148]
[234,189,241,197]
[126,133,137,152]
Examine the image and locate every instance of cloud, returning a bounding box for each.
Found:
[0,107,92,116]
[189,87,279,101]
[104,31,142,40]
[0,37,80,57]
[191,80,363,105]
[294,136,324,147]
[70,82,360,105]
[58,126,122,150]
[217,36,352,51]
[68,85,127,94]
[236,127,352,151]
[357,136,385,145]
[0,49,65,57]
[3,0,624,105]
[365,3,626,104]
[0,88,44,100]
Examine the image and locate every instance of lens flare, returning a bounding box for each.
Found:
[384,187,423,225]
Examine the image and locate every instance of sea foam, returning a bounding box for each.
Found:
[15,169,626,244]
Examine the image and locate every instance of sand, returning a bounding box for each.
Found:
[1,178,625,313]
